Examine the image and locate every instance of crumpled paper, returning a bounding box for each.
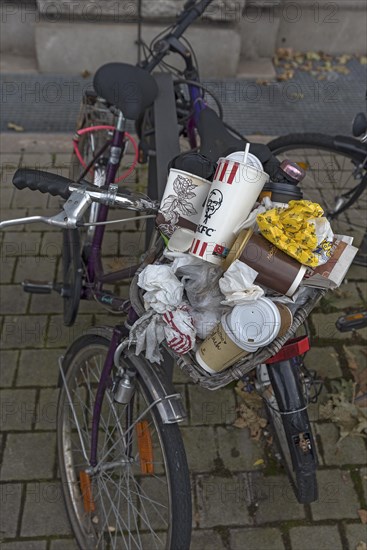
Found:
[129,310,166,363]
[163,305,196,355]
[129,305,197,362]
[257,200,328,267]
[219,260,264,305]
[138,264,184,313]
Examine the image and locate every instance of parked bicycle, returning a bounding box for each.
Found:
[22,0,275,328]
[1,167,324,548]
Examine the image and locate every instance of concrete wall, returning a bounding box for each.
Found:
[1,0,366,74]
[35,22,241,77]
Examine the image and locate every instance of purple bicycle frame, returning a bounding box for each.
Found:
[87,83,207,467]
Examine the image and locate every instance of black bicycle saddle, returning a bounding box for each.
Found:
[93,63,159,121]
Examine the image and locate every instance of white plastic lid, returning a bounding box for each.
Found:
[225,151,263,172]
[223,298,281,352]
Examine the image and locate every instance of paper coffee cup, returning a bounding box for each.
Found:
[196,298,293,374]
[224,229,307,297]
[195,320,250,374]
[167,228,195,252]
[189,156,269,265]
[157,169,211,237]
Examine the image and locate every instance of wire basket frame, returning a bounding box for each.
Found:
[129,259,326,391]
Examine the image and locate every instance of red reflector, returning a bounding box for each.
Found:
[266,336,310,364]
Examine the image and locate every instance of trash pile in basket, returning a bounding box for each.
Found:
[129,144,358,374]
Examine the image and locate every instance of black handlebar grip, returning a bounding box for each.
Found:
[12,169,72,200]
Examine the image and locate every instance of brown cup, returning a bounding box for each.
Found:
[224,229,307,297]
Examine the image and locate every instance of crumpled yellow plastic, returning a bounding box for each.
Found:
[257,200,324,267]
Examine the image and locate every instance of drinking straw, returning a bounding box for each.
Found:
[243,143,250,165]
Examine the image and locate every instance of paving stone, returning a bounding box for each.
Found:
[181,427,217,472]
[0,285,29,314]
[0,215,30,237]
[216,426,264,471]
[2,232,43,258]
[14,256,57,283]
[1,315,48,349]
[316,424,367,466]
[0,389,37,431]
[0,186,14,209]
[0,483,22,538]
[191,529,224,550]
[45,314,93,348]
[360,466,367,502]
[17,349,61,387]
[0,350,18,387]
[304,346,342,379]
[0,543,47,550]
[29,292,63,314]
[0,257,16,283]
[20,153,53,169]
[12,187,48,209]
[172,362,192,384]
[289,525,343,550]
[230,527,285,550]
[358,281,367,300]
[195,473,251,528]
[310,469,360,520]
[50,540,79,550]
[187,385,236,426]
[312,312,367,340]
[324,282,364,309]
[346,264,367,281]
[344,523,367,549]
[35,388,59,431]
[21,481,72,537]
[255,475,306,523]
[1,433,55,481]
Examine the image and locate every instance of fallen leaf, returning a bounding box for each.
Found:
[359,56,367,65]
[338,54,351,64]
[7,122,24,132]
[256,79,270,86]
[253,459,265,466]
[358,509,367,524]
[276,47,293,59]
[356,541,367,550]
[306,51,321,61]
[81,69,91,78]
[344,346,359,371]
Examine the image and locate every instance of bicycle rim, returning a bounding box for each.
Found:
[269,137,367,249]
[57,336,191,549]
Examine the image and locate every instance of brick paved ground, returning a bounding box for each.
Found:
[0,133,366,549]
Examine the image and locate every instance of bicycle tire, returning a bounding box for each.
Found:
[57,334,192,550]
[264,360,318,504]
[268,133,367,248]
[62,229,82,327]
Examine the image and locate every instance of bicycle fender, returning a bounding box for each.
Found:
[127,352,187,425]
[79,326,187,425]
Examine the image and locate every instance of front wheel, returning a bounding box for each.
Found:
[57,334,192,550]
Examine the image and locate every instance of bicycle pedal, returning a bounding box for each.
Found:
[22,280,55,295]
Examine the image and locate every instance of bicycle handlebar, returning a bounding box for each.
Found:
[0,177,159,231]
[141,0,214,72]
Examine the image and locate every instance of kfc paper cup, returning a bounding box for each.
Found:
[189,156,269,265]
[195,298,293,374]
[157,169,211,237]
